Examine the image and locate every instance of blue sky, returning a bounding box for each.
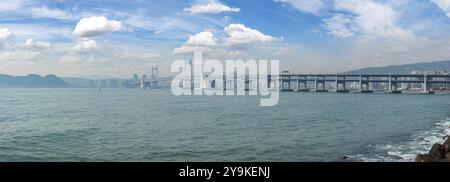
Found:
[1,0,450,78]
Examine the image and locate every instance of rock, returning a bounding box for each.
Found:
[341,156,350,160]
[416,154,434,162]
[443,137,450,153]
[446,153,450,161]
[428,143,444,160]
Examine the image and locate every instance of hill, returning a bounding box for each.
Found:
[344,60,450,74]
[0,74,69,88]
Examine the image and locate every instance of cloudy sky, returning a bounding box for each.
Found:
[1,0,450,78]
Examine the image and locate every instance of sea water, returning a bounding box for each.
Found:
[0,88,449,162]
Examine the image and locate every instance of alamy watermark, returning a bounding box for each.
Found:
[170,52,280,107]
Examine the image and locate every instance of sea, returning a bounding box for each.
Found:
[0,88,449,162]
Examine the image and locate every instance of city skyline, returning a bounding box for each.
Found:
[1,0,450,79]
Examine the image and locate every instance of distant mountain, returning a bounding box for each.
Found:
[0,74,68,88]
[345,60,450,74]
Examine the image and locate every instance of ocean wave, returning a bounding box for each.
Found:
[350,117,450,162]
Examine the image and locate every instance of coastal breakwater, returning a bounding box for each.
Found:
[416,131,450,162]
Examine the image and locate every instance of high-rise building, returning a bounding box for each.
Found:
[132,74,138,84]
[141,74,147,89]
[152,65,158,81]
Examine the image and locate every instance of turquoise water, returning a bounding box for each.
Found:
[0,88,449,162]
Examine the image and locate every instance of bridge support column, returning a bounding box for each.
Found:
[423,74,428,93]
[359,75,362,92]
[288,76,291,90]
[314,75,318,92]
[335,75,338,92]
[279,76,282,90]
[388,75,392,92]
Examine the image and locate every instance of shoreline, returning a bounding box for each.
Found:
[345,118,450,162]
[415,124,450,162]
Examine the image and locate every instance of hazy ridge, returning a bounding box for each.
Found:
[344,60,450,74]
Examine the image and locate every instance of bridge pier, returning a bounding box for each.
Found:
[313,76,327,92]
[388,75,392,93]
[281,71,292,91]
[422,74,434,94]
[314,75,318,92]
[335,75,338,92]
[334,76,349,93]
[359,75,362,92]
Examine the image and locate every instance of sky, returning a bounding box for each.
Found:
[1,0,450,78]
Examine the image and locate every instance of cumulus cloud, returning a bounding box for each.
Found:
[223,24,279,47]
[0,37,52,66]
[173,24,280,55]
[323,14,355,38]
[0,28,12,40]
[274,0,325,15]
[334,0,415,40]
[184,1,240,15]
[71,39,97,53]
[432,0,450,18]
[173,31,218,54]
[73,16,122,38]
[115,50,160,60]
[21,38,52,51]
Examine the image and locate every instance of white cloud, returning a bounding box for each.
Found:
[73,16,122,38]
[327,0,428,68]
[0,0,30,11]
[0,1,74,20]
[184,31,218,47]
[0,50,40,62]
[184,1,240,15]
[323,14,355,38]
[173,24,280,55]
[223,24,279,47]
[29,6,73,20]
[432,0,450,18]
[71,39,97,53]
[21,38,52,51]
[275,0,325,15]
[334,0,414,40]
[59,55,91,67]
[0,28,12,40]
[173,31,218,54]
[115,50,160,60]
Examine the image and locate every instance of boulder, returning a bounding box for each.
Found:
[443,137,450,153]
[428,143,444,160]
[415,154,434,162]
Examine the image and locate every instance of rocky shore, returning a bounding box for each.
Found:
[415,135,450,162]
